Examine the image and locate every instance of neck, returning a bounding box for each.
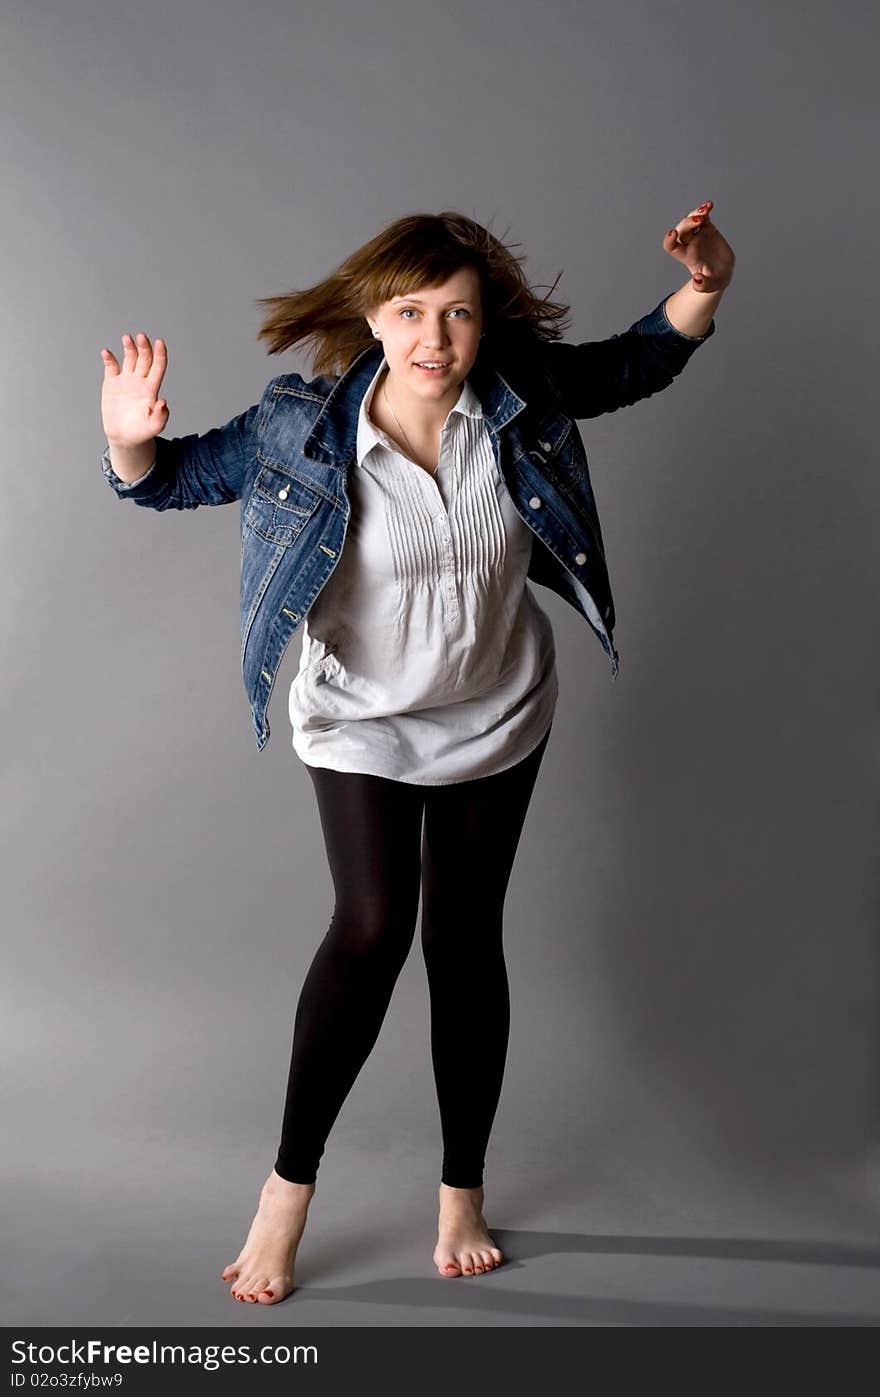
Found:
[380,366,464,439]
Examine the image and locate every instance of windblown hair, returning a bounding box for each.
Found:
[255,210,571,377]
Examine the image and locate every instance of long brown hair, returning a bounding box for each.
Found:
[255,210,571,377]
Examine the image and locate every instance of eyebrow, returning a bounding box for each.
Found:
[390,296,474,306]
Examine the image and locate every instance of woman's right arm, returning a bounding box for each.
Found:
[99,332,262,510]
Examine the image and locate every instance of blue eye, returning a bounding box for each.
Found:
[397,308,470,319]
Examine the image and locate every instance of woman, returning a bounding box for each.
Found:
[99,206,734,1306]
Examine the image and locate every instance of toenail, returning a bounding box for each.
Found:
[263,1290,274,1298]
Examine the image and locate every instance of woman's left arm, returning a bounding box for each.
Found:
[662,199,736,338]
[538,201,734,418]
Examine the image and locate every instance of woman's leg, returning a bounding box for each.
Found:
[420,725,552,1189]
[223,764,426,1306]
[273,765,426,1184]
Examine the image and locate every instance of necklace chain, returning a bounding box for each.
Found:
[382,374,416,458]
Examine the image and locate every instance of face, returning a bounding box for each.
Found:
[365,265,483,407]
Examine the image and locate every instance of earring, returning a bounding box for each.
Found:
[373,331,381,339]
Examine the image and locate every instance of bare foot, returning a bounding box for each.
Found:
[220,1170,316,1305]
[433,1182,503,1277]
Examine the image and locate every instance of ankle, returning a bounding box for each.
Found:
[265,1170,317,1198]
[439,1181,484,1201]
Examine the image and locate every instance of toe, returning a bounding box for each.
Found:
[221,1264,240,1281]
[460,1253,474,1275]
[479,1249,495,1270]
[489,1246,503,1264]
[257,1276,285,1303]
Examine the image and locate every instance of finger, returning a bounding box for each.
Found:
[134,332,153,377]
[146,337,168,392]
[121,333,138,371]
[100,347,120,375]
[677,200,713,244]
[677,216,705,247]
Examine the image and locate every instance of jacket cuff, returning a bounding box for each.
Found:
[642,295,717,343]
[101,443,159,497]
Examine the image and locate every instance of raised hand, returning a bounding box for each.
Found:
[662,201,735,293]
[100,332,170,447]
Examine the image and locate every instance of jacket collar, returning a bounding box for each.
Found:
[301,340,529,468]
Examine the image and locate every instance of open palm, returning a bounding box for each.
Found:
[100,332,170,447]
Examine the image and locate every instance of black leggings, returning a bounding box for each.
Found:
[273,724,552,1189]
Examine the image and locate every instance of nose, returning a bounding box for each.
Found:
[421,316,451,349]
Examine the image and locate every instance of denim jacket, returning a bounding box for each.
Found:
[101,295,715,751]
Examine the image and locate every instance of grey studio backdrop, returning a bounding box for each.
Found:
[3,0,879,1328]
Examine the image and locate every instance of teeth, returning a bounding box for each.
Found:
[417,362,447,368]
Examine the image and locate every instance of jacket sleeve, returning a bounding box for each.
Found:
[100,397,263,510]
[540,294,716,420]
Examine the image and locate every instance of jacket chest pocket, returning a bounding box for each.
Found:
[243,458,321,546]
[528,418,585,495]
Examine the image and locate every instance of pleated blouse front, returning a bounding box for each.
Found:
[287,357,558,784]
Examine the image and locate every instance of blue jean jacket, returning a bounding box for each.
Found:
[101,295,715,750]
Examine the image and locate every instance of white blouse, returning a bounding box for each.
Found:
[287,358,558,784]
